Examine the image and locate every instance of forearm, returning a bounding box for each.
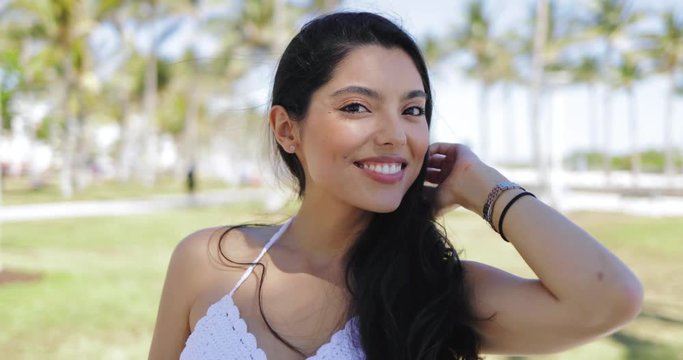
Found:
[467,167,643,324]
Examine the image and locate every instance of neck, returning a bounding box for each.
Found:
[283,190,372,264]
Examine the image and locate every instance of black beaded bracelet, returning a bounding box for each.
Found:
[498,191,536,242]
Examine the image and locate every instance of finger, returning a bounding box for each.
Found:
[429,142,466,157]
[439,153,455,180]
[428,142,454,156]
[427,153,447,168]
[425,167,443,184]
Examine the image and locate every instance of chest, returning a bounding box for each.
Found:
[190,265,351,359]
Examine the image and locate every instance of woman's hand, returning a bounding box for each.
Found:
[426,143,508,216]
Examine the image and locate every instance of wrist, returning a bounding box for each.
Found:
[482,181,525,224]
[490,187,526,233]
[461,165,509,215]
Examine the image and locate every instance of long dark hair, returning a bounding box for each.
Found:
[220,12,481,360]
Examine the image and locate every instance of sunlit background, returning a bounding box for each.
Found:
[0,0,682,359]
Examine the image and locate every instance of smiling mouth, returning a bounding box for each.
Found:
[353,161,406,175]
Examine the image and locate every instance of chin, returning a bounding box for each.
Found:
[361,198,403,213]
[356,186,414,213]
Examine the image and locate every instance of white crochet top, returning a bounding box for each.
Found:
[179,218,366,360]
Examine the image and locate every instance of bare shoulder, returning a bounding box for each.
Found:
[174,226,250,269]
[175,224,278,265]
[161,225,256,308]
[167,224,273,308]
[149,224,273,359]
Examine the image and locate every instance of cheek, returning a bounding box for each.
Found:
[304,119,370,174]
[311,120,370,158]
[411,122,430,161]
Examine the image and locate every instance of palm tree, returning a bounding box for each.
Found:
[7,0,81,198]
[6,0,127,197]
[644,11,683,179]
[570,56,600,169]
[0,0,9,208]
[0,49,20,207]
[497,31,523,164]
[453,1,499,163]
[140,0,161,186]
[529,0,550,195]
[99,4,140,183]
[515,1,577,200]
[107,0,187,185]
[613,53,644,187]
[583,0,642,183]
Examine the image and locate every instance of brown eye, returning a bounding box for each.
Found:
[341,103,370,113]
[403,106,425,116]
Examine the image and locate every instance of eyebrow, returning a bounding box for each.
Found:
[330,86,427,101]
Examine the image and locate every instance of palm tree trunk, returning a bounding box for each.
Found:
[0,94,3,272]
[48,85,62,169]
[0,87,4,207]
[183,86,199,178]
[59,56,75,199]
[142,0,159,186]
[548,86,564,208]
[74,91,88,192]
[182,1,201,183]
[664,73,676,179]
[112,17,134,183]
[588,83,598,170]
[602,41,615,186]
[602,84,613,185]
[0,90,5,272]
[479,84,491,162]
[116,95,133,182]
[530,0,549,195]
[503,84,516,164]
[627,86,640,188]
[26,117,41,189]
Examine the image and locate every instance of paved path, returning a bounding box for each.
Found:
[498,168,683,217]
[0,188,274,223]
[2,170,683,223]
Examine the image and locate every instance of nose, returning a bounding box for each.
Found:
[374,113,407,147]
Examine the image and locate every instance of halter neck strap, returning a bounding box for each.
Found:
[228,217,294,297]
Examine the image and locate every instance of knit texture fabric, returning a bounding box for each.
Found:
[179,294,364,360]
[179,218,366,360]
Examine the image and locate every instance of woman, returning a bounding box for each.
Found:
[149,12,642,360]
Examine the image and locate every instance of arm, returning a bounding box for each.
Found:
[148,230,214,359]
[428,143,643,355]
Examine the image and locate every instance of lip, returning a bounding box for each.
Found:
[353,156,408,184]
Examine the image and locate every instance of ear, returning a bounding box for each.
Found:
[269,105,300,154]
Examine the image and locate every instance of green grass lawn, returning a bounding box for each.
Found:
[1,176,233,205]
[0,205,681,359]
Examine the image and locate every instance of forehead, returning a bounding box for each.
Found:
[324,45,425,95]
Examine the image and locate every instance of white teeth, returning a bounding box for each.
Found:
[360,162,402,175]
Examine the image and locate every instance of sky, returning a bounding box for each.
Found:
[97,0,683,165]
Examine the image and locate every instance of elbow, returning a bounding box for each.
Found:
[586,276,644,335]
[612,277,644,327]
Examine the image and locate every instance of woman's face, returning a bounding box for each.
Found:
[296,45,429,213]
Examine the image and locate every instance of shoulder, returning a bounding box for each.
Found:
[150,226,249,359]
[170,225,268,278]
[170,223,285,287]
[150,224,278,359]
